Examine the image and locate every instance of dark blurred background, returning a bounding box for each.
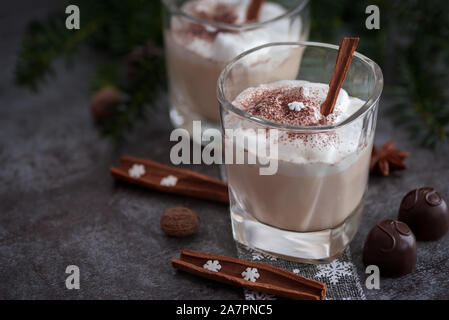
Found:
[7,0,449,147]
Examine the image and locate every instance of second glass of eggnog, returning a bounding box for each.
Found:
[162,0,310,142]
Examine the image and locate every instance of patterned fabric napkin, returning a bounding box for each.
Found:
[237,244,366,300]
[219,166,366,300]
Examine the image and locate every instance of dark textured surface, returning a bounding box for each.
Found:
[0,3,448,300]
[353,120,449,300]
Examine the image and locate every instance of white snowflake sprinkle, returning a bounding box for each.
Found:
[288,101,305,111]
[160,175,178,187]
[292,269,300,274]
[242,267,260,282]
[315,260,354,285]
[203,260,221,272]
[128,164,145,178]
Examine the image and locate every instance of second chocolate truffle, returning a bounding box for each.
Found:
[363,219,417,277]
[398,187,449,241]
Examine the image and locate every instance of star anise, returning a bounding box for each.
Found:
[370,140,410,176]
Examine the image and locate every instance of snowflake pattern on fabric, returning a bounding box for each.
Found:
[203,260,221,272]
[242,267,260,282]
[315,260,354,285]
[128,164,145,178]
[222,158,367,301]
[235,242,366,300]
[244,290,276,300]
[248,248,277,261]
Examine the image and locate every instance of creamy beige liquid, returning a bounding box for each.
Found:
[164,0,305,124]
[164,32,228,122]
[164,32,303,123]
[226,146,372,232]
[224,80,372,233]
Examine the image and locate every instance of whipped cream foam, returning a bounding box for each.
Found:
[233,80,364,126]
[225,80,367,175]
[171,0,301,62]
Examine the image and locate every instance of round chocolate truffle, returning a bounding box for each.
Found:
[398,187,449,241]
[363,219,417,277]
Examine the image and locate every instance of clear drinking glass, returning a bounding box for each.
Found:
[218,42,383,263]
[162,0,310,143]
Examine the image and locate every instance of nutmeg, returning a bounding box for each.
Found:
[160,207,200,237]
[90,87,122,121]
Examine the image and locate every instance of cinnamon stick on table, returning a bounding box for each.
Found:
[110,156,229,203]
[320,37,359,116]
[172,249,326,300]
[246,0,264,22]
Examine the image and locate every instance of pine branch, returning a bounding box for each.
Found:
[14,14,106,91]
[394,59,449,148]
[97,53,166,142]
[14,0,164,142]
[12,0,449,147]
[310,0,449,148]
[387,0,449,147]
[14,0,163,91]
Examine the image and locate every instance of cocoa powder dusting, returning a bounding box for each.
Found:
[208,4,239,24]
[185,3,240,41]
[237,85,340,147]
[239,86,338,127]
